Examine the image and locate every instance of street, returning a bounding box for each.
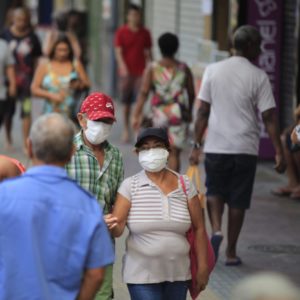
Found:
[1,99,300,300]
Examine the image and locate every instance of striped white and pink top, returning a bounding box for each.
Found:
[118,169,198,284]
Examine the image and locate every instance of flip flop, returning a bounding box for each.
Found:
[271,187,292,196]
[211,234,223,261]
[225,256,242,266]
[290,192,300,199]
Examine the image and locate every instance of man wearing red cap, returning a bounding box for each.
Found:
[65,92,124,300]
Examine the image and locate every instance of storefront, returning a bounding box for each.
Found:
[279,0,300,128]
[144,0,300,159]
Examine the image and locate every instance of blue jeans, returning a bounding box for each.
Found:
[127,281,189,300]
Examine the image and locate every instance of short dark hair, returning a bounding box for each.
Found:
[128,3,141,12]
[233,25,261,52]
[48,34,74,61]
[158,33,179,58]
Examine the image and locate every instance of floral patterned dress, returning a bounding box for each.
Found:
[150,61,190,149]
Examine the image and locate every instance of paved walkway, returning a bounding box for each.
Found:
[1,100,300,300]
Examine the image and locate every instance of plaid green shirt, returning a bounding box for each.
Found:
[65,132,124,214]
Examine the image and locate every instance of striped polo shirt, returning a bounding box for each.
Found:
[118,169,197,284]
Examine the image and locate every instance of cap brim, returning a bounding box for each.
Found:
[87,111,116,121]
[134,134,170,148]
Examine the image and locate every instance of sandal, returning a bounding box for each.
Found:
[211,233,223,261]
[271,186,293,196]
[290,186,300,199]
[225,256,242,266]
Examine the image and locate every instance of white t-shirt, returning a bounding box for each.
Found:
[198,56,275,155]
[0,39,15,100]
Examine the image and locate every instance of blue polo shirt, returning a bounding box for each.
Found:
[0,165,115,300]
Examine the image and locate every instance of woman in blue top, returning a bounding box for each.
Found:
[31,35,90,118]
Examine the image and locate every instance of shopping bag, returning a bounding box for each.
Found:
[180,168,216,300]
[186,165,206,208]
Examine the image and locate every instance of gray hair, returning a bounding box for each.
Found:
[231,272,300,300]
[29,113,75,164]
[233,25,261,52]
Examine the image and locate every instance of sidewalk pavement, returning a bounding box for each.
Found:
[1,100,300,300]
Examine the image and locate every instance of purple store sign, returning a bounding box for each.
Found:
[247,0,282,159]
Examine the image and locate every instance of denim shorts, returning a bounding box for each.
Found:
[119,75,142,104]
[127,280,189,300]
[205,153,257,209]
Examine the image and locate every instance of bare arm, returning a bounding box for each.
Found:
[189,101,211,165]
[144,48,152,64]
[131,66,152,131]
[68,32,82,60]
[115,47,128,77]
[104,193,131,237]
[6,65,16,97]
[186,66,195,121]
[76,267,105,300]
[262,108,286,173]
[75,60,90,88]
[43,31,55,57]
[188,195,209,293]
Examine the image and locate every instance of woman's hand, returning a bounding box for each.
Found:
[195,267,209,293]
[104,214,118,230]
[50,91,65,103]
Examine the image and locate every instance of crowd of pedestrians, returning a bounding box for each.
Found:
[0,3,299,300]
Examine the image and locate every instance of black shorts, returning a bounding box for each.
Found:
[119,75,142,105]
[204,153,257,209]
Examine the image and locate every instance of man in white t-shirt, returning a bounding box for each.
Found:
[190,25,285,266]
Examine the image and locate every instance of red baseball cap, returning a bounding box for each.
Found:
[80,92,116,121]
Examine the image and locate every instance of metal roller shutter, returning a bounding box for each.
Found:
[178,0,204,65]
[145,0,177,60]
[145,0,205,64]
[280,0,299,128]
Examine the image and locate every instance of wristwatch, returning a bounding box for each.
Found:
[191,141,202,149]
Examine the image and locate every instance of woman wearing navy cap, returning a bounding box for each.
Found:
[105,127,209,300]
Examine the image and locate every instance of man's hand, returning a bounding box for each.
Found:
[8,84,16,98]
[274,153,286,174]
[119,64,129,77]
[189,148,202,165]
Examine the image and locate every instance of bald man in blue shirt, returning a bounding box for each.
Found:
[0,113,114,300]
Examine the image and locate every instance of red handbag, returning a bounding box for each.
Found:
[180,175,215,300]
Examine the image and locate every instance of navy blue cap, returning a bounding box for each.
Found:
[135,127,170,148]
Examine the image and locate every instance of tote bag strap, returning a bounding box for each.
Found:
[179,175,188,201]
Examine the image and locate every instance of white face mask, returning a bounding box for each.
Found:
[138,148,169,172]
[85,120,112,145]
